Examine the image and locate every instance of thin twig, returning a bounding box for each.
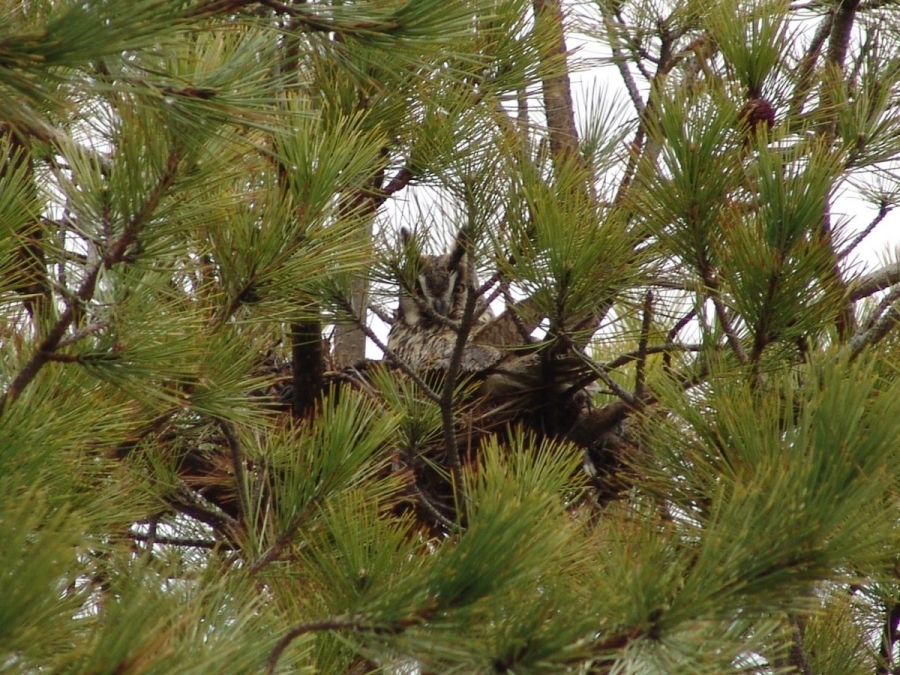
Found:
[839,202,892,260]
[368,302,394,326]
[144,514,159,554]
[220,421,249,523]
[374,166,414,206]
[167,483,243,544]
[333,295,441,402]
[411,482,460,532]
[602,9,646,117]
[439,237,482,500]
[247,497,319,576]
[712,294,749,365]
[614,7,656,79]
[566,343,701,401]
[266,616,402,675]
[606,343,701,370]
[703,269,749,365]
[475,270,501,298]
[572,348,638,407]
[129,531,229,550]
[57,322,107,348]
[500,287,539,343]
[666,308,698,344]
[862,281,900,332]
[787,13,833,120]
[635,290,653,398]
[664,308,698,372]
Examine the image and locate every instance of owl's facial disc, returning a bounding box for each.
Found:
[415,268,459,317]
[433,270,459,316]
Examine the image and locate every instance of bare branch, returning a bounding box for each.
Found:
[167,483,243,544]
[532,0,583,167]
[847,285,900,360]
[129,531,229,550]
[571,347,638,407]
[606,343,701,370]
[839,202,892,260]
[601,9,647,117]
[411,481,460,532]
[787,13,833,119]
[826,0,861,69]
[704,273,749,365]
[851,263,900,301]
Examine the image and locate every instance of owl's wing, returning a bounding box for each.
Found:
[471,296,542,347]
[481,351,595,398]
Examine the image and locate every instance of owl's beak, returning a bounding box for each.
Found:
[432,298,447,316]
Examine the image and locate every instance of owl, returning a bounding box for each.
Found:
[388,229,497,372]
[385,229,611,496]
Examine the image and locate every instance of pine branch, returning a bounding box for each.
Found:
[708,285,749,365]
[601,7,647,116]
[787,12,832,119]
[247,497,319,576]
[532,0,583,170]
[412,481,460,533]
[571,346,637,407]
[826,0,861,69]
[605,343,701,370]
[0,149,181,416]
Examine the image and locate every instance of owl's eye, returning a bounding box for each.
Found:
[454,282,465,294]
[414,283,425,297]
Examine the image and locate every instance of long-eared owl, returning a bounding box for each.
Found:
[387,229,494,371]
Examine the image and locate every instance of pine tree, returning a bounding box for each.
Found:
[3,0,900,673]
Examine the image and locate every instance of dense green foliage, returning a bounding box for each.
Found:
[3,0,900,673]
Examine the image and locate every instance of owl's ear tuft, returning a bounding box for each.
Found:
[447,227,470,271]
[399,227,422,271]
[400,227,421,257]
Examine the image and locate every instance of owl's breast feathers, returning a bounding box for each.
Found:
[387,307,503,373]
[387,298,596,403]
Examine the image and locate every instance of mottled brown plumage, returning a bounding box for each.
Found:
[387,230,592,401]
[388,232,499,372]
[384,230,633,515]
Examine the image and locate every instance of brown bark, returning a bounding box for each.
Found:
[821,0,862,341]
[531,0,582,173]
